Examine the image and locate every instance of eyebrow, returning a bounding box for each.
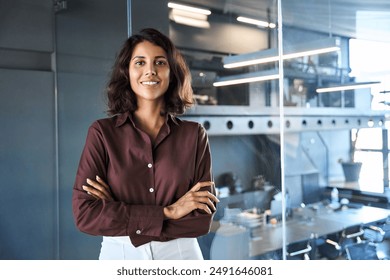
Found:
[131,55,167,61]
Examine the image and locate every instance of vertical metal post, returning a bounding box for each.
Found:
[382,129,389,189]
[265,7,272,106]
[127,0,132,37]
[277,0,287,260]
[52,0,63,260]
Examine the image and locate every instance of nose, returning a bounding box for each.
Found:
[145,64,157,76]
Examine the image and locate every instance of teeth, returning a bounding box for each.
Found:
[142,81,158,85]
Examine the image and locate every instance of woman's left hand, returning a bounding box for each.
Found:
[163,181,219,220]
[82,176,114,201]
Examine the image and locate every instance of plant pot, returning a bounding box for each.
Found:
[341,162,362,182]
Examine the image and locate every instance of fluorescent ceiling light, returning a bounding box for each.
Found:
[171,9,208,21]
[170,14,210,28]
[168,3,210,29]
[213,69,279,87]
[237,16,276,28]
[224,38,340,69]
[168,2,211,15]
[316,81,381,93]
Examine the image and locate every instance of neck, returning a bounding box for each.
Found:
[133,103,165,143]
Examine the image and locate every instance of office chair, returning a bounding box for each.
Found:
[317,225,365,259]
[286,235,317,260]
[344,225,385,260]
[376,218,390,260]
[378,216,390,239]
[357,223,388,260]
[344,240,379,260]
[287,241,313,260]
[319,224,386,260]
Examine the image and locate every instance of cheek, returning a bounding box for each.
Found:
[129,71,138,87]
[163,70,171,83]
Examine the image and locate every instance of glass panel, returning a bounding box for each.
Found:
[176,0,389,261]
[171,1,277,112]
[171,0,283,260]
[55,0,128,259]
[355,151,383,193]
[355,128,383,150]
[282,0,389,261]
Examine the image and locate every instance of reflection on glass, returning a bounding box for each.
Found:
[171,0,390,261]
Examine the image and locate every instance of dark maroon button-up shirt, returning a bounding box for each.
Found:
[72,111,215,247]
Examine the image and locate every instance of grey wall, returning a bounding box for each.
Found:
[0,68,56,259]
[0,0,56,260]
[56,0,128,259]
[0,0,127,259]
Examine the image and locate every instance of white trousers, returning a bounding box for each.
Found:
[99,236,204,260]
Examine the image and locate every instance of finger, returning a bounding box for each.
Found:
[96,175,110,189]
[183,191,217,212]
[190,181,214,192]
[86,178,112,199]
[87,191,100,200]
[192,190,220,203]
[194,202,212,215]
[192,195,217,211]
[83,180,111,200]
[91,177,114,201]
[82,185,109,200]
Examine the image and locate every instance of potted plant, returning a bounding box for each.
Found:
[338,129,362,182]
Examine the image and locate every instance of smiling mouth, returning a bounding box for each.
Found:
[141,81,159,85]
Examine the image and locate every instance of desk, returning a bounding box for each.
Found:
[249,205,390,257]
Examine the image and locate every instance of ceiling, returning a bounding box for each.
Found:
[180,0,390,42]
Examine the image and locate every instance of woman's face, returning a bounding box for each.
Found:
[129,41,170,105]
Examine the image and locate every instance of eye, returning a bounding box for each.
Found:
[134,60,145,66]
[155,60,167,66]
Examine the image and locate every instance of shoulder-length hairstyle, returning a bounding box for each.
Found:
[106,28,194,116]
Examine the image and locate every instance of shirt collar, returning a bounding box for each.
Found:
[114,111,179,128]
[114,111,131,127]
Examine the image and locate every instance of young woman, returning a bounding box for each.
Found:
[72,28,218,260]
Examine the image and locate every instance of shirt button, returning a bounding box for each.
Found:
[136,230,141,235]
[149,188,154,193]
[147,163,152,168]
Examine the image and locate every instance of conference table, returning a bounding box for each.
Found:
[249,203,390,257]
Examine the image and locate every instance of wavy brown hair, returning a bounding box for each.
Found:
[106,28,194,116]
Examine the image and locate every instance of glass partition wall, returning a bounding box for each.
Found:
[279,0,390,260]
[171,0,390,260]
[170,0,284,260]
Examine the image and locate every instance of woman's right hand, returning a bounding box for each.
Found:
[82,175,114,202]
[163,181,219,220]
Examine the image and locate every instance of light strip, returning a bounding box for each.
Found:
[168,2,211,15]
[171,9,208,21]
[316,82,381,93]
[237,16,276,28]
[224,38,340,69]
[213,69,279,87]
[282,46,340,60]
[170,14,210,29]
